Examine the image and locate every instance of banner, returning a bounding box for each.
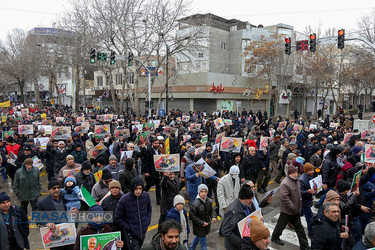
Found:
[18,125,33,135]
[52,126,71,140]
[0,101,10,107]
[80,231,121,250]
[34,137,49,149]
[365,144,375,163]
[237,209,262,238]
[193,158,216,178]
[309,175,323,194]
[40,223,76,248]
[220,137,242,153]
[154,154,180,172]
[95,125,110,136]
[259,136,270,150]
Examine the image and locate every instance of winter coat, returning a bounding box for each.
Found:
[309,153,322,168]
[353,240,374,250]
[73,170,96,194]
[61,185,81,211]
[189,197,215,237]
[91,179,109,201]
[241,237,262,250]
[311,214,341,250]
[13,164,41,201]
[141,233,187,250]
[47,144,71,173]
[101,193,123,231]
[185,163,218,200]
[119,167,138,194]
[0,204,30,250]
[269,140,280,161]
[165,207,190,239]
[160,175,181,214]
[304,140,315,161]
[15,151,38,169]
[142,146,160,175]
[240,153,265,182]
[279,175,302,215]
[103,163,124,181]
[70,150,87,164]
[217,174,241,217]
[322,154,338,188]
[299,173,313,206]
[114,190,152,240]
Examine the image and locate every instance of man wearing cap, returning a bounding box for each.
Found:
[101,180,123,231]
[91,168,113,202]
[348,146,363,168]
[103,154,124,181]
[241,220,271,250]
[221,185,255,250]
[241,147,266,184]
[217,165,241,217]
[71,142,87,164]
[57,154,82,183]
[0,192,30,250]
[299,163,315,237]
[119,158,138,194]
[74,160,96,194]
[13,158,41,214]
[271,165,310,249]
[115,177,152,249]
[15,144,37,170]
[47,139,71,177]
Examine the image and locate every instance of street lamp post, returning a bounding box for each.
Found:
[166,44,169,114]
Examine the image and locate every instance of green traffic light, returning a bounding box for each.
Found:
[90,58,95,63]
[110,60,115,65]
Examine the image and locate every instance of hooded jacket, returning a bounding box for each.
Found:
[13,164,41,201]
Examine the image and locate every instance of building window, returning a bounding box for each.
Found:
[97,76,103,87]
[115,74,122,85]
[128,72,134,84]
[198,52,204,58]
[221,42,226,50]
[196,62,201,69]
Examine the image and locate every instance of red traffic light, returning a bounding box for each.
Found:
[309,34,316,40]
[338,29,345,36]
[285,38,291,43]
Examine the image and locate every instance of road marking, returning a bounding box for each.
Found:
[147,224,158,231]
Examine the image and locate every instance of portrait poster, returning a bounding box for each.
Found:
[365,144,375,163]
[18,124,33,135]
[80,232,121,250]
[143,123,154,131]
[32,156,44,170]
[329,123,340,129]
[278,121,287,130]
[151,120,160,128]
[63,167,81,177]
[87,143,108,159]
[154,154,180,172]
[260,186,280,204]
[224,119,233,126]
[34,137,49,149]
[259,136,270,150]
[349,170,362,195]
[2,130,14,142]
[52,126,71,140]
[293,124,303,133]
[132,124,143,133]
[212,143,220,157]
[189,123,201,131]
[40,223,76,249]
[38,125,52,134]
[201,135,208,145]
[42,119,52,125]
[215,132,225,144]
[182,115,190,122]
[96,115,103,121]
[344,133,356,144]
[309,175,323,194]
[220,137,242,153]
[237,208,262,238]
[55,117,65,123]
[193,158,216,178]
[76,116,85,123]
[103,114,113,122]
[136,131,150,144]
[361,129,375,139]
[120,151,133,165]
[95,125,110,135]
[214,118,224,129]
[183,135,191,143]
[195,145,206,156]
[9,151,17,166]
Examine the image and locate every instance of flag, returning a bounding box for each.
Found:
[78,186,98,207]
[165,137,170,154]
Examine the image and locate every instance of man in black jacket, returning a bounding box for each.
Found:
[142,137,161,204]
[240,147,266,184]
[311,202,347,250]
[101,180,123,231]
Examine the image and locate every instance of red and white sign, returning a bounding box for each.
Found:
[372,114,375,124]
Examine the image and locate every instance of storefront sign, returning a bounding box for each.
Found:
[211,83,224,93]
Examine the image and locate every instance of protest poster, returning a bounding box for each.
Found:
[76,116,85,123]
[42,119,52,125]
[293,124,303,133]
[220,137,242,153]
[189,123,201,131]
[2,130,14,142]
[365,144,375,163]
[120,151,133,165]
[74,125,86,134]
[361,129,375,139]
[9,151,17,166]
[348,170,362,195]
[182,115,190,122]
[329,123,340,129]
[183,135,191,143]
[95,125,110,135]
[99,191,111,205]
[18,124,33,134]
[193,158,216,178]
[151,120,160,128]
[136,131,150,144]
[309,175,323,194]
[94,171,102,183]
[52,126,71,140]
[114,129,126,138]
[87,143,108,159]
[344,133,356,144]
[32,156,44,170]
[154,154,180,172]
[34,137,49,149]
[132,124,143,133]
[38,125,52,134]
[21,108,29,116]
[80,231,121,250]
[237,208,262,238]
[259,136,270,150]
[201,135,208,145]
[143,123,154,131]
[214,118,224,129]
[278,121,287,129]
[212,143,220,157]
[40,223,76,248]
[195,145,206,155]
[40,113,47,120]
[260,186,280,204]
[103,114,113,122]
[63,167,81,177]
[55,117,65,123]
[78,186,98,207]
[224,119,233,126]
[215,132,225,144]
[309,124,317,130]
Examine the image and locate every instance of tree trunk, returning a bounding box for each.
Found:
[33,78,42,107]
[18,79,25,103]
[119,71,127,115]
[314,82,318,119]
[74,65,81,112]
[105,70,119,115]
[134,68,140,118]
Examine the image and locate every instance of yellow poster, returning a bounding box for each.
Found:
[41,113,47,120]
[1,114,7,122]
[0,101,10,107]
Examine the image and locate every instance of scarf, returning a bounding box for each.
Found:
[179,209,188,243]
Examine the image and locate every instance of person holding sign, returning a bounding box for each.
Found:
[241,220,271,250]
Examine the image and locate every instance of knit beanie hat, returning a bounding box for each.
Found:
[88,204,104,218]
[229,165,240,175]
[101,168,112,180]
[313,146,321,154]
[109,154,117,161]
[324,190,340,204]
[130,177,144,192]
[347,168,359,180]
[65,176,76,185]
[24,158,33,166]
[197,184,208,194]
[81,161,92,171]
[288,153,297,160]
[0,192,10,203]
[250,220,270,242]
[238,185,254,199]
[304,163,314,173]
[352,146,362,155]
[337,145,345,153]
[109,180,121,189]
[48,177,61,190]
[125,158,135,171]
[187,147,196,155]
[337,179,351,193]
[288,165,298,175]
[173,194,185,207]
[326,143,334,150]
[66,155,74,161]
[97,156,106,165]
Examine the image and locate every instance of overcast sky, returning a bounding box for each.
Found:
[0,0,374,41]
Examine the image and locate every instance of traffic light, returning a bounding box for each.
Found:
[128,51,134,66]
[90,48,96,63]
[338,29,345,50]
[110,50,116,65]
[309,33,316,53]
[285,37,291,55]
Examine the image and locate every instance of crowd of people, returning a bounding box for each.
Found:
[0,103,374,250]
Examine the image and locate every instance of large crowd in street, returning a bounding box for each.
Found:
[0,103,375,250]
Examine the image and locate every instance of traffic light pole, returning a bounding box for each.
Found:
[318,36,375,50]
